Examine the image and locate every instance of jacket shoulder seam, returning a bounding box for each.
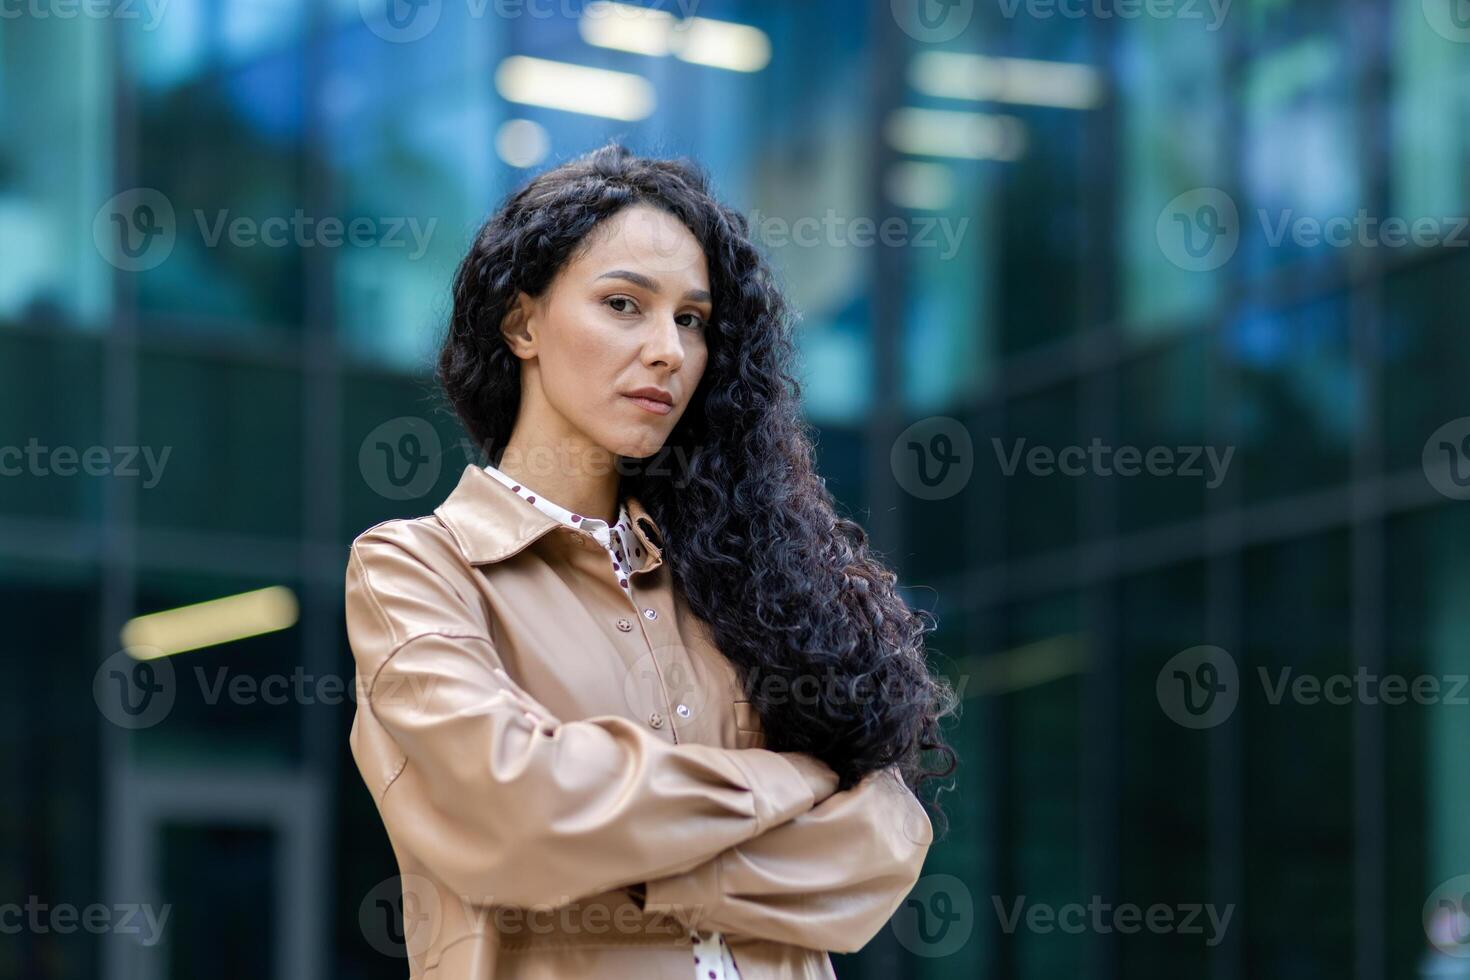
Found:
[367,629,496,698]
[349,543,401,649]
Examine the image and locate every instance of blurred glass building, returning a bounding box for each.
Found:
[4,0,1470,977]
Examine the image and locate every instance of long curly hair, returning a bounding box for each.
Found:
[438,142,958,823]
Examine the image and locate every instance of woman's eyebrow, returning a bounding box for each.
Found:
[595,269,712,304]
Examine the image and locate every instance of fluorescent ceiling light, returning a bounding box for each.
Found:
[910,51,1105,110]
[122,586,299,660]
[580,1,676,55]
[672,17,771,72]
[496,118,550,168]
[580,2,771,73]
[495,55,656,120]
[885,107,1027,161]
[885,161,956,211]
[956,634,1089,697]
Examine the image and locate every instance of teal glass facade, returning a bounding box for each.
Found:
[4,0,1470,977]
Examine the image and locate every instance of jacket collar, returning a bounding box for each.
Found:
[434,463,664,567]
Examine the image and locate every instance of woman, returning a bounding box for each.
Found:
[345,143,958,979]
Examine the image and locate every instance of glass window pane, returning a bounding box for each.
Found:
[1118,333,1214,533]
[1118,16,1229,332]
[1381,251,1470,475]
[1385,503,1470,976]
[127,0,308,330]
[136,350,303,537]
[1120,562,1210,978]
[1004,383,1080,560]
[160,823,277,979]
[0,331,105,523]
[341,370,473,541]
[1227,292,1356,504]
[899,166,989,411]
[1238,30,1362,280]
[1242,530,1353,977]
[0,566,102,980]
[1390,0,1470,222]
[0,15,113,329]
[1001,592,1084,980]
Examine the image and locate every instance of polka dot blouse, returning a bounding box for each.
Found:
[482,463,743,980]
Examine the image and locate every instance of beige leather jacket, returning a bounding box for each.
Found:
[345,462,933,978]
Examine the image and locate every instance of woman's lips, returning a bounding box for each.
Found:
[625,395,672,416]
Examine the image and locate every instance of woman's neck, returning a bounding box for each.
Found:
[495,436,620,525]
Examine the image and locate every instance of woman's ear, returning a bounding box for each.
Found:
[500,291,538,359]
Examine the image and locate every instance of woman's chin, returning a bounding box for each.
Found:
[606,427,678,460]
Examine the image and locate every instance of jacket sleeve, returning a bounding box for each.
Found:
[638,764,933,953]
[345,530,837,909]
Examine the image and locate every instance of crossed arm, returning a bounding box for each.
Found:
[634,763,933,953]
[345,530,931,954]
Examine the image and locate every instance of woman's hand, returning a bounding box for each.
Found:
[780,752,839,805]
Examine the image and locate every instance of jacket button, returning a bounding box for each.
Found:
[616,618,633,632]
[675,703,691,719]
[642,607,658,621]
[648,712,664,729]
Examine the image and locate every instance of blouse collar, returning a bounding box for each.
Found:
[433,463,664,569]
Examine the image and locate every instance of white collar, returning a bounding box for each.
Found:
[481,463,647,572]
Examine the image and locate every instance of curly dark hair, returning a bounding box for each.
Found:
[437,141,958,826]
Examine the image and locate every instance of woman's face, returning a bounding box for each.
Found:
[505,204,712,460]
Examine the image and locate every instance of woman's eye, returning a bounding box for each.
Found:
[677,313,707,330]
[605,296,638,315]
